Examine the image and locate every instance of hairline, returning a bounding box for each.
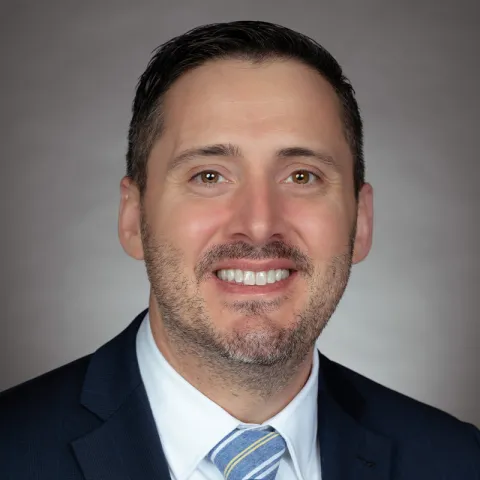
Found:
[135,53,359,198]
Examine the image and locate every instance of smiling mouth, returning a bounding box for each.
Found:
[214,268,295,286]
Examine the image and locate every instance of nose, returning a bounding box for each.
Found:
[225,174,287,245]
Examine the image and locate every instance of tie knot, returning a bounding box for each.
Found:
[208,426,287,480]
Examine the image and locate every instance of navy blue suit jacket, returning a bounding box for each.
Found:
[1,309,479,479]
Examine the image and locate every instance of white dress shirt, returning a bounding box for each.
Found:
[136,312,322,480]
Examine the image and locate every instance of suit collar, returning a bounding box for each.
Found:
[72,309,393,480]
[72,309,171,479]
[318,352,394,479]
[78,309,147,421]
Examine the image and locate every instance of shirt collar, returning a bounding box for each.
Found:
[136,312,319,480]
[267,341,319,478]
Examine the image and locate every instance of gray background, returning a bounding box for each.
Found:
[1,0,479,426]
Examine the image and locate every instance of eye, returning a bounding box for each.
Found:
[190,170,227,185]
[284,170,320,185]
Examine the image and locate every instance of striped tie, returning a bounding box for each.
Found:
[208,426,287,480]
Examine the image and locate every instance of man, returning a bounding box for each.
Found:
[0,20,479,480]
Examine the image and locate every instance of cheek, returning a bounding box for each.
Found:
[158,197,227,261]
[288,198,353,259]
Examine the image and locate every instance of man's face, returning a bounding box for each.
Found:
[120,58,373,367]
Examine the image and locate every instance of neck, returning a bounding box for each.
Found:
[148,299,315,424]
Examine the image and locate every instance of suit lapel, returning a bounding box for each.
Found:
[71,384,171,480]
[318,352,394,480]
[71,310,172,480]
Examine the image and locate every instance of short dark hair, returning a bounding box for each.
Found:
[126,20,364,199]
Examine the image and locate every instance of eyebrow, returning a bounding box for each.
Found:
[167,143,340,173]
[276,146,340,171]
[167,143,241,173]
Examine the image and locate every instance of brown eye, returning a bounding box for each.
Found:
[190,170,227,186]
[287,170,318,185]
[200,171,219,183]
[294,171,309,184]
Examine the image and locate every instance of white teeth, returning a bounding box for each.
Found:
[216,268,291,286]
[244,271,255,285]
[255,272,267,286]
[234,269,243,283]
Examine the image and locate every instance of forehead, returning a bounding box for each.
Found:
[159,58,349,159]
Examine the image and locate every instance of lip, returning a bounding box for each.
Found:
[209,270,298,296]
[211,259,297,273]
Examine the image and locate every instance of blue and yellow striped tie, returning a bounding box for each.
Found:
[208,426,287,480]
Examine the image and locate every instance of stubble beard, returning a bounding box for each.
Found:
[141,216,354,396]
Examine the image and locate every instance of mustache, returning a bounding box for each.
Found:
[195,240,314,280]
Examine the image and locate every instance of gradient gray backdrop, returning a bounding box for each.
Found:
[1,0,479,427]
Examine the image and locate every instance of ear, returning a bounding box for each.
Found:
[118,176,144,261]
[352,182,374,264]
